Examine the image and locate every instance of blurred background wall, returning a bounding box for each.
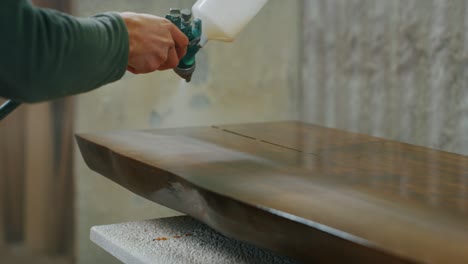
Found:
[302,0,468,155]
[2,0,468,264]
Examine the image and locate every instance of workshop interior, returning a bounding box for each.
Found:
[1,0,468,263]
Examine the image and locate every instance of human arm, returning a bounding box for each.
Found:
[0,0,188,103]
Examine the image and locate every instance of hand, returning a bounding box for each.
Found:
[119,12,189,74]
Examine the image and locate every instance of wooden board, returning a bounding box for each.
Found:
[0,100,74,254]
[76,121,468,264]
[51,98,75,255]
[22,100,74,255]
[0,105,25,244]
[24,103,56,253]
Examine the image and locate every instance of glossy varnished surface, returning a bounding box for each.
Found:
[76,121,468,263]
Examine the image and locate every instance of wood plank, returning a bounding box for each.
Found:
[0,99,5,247]
[0,106,25,244]
[0,99,74,254]
[76,122,468,264]
[218,122,468,211]
[24,103,56,253]
[217,121,381,153]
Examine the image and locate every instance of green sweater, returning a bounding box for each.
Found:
[0,0,129,103]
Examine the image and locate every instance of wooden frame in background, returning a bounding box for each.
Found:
[0,0,74,258]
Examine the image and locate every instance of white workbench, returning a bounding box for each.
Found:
[91,216,298,264]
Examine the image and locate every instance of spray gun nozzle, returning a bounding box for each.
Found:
[179,73,193,83]
[182,74,193,83]
[174,64,196,83]
[167,8,202,82]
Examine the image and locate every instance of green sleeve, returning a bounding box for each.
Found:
[0,0,129,103]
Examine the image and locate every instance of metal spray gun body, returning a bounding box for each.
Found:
[166,9,202,82]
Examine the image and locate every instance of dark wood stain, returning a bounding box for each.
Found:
[76,121,468,264]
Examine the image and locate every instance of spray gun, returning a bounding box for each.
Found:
[167,0,269,82]
[166,9,202,83]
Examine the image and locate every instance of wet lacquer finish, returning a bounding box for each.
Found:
[76,121,468,263]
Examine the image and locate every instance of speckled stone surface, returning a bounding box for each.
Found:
[90,216,297,264]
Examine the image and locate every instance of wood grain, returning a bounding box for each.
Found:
[76,121,468,263]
